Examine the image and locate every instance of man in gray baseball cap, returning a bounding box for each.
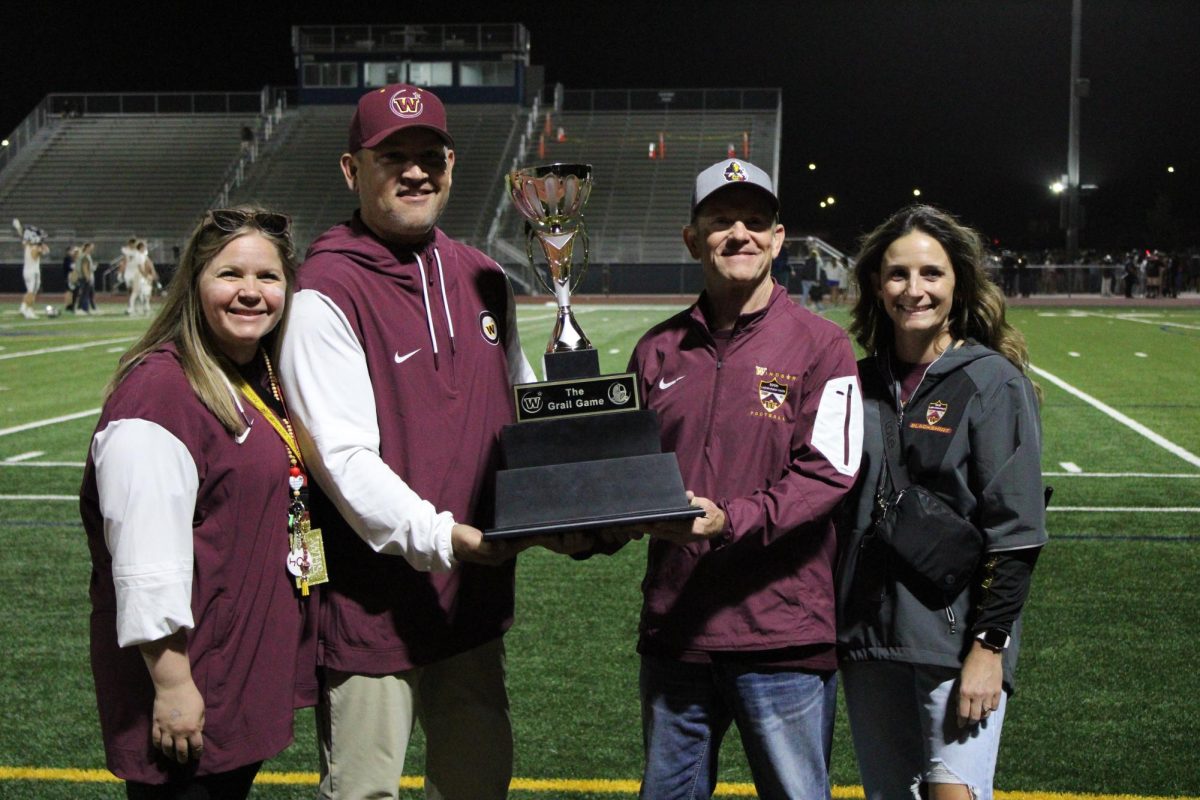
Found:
[620,157,863,798]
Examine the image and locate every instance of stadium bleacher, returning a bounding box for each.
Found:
[0,114,256,251]
[0,92,781,295]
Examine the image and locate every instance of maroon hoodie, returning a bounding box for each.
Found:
[291,216,522,674]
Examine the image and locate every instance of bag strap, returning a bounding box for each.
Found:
[877,396,912,494]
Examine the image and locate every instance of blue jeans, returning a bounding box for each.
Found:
[638,654,836,800]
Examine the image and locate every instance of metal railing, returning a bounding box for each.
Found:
[555,88,782,113]
[293,23,529,55]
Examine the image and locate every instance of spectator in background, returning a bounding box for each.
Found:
[63,245,81,313]
[240,125,255,158]
[1017,255,1032,298]
[76,242,98,314]
[770,244,791,292]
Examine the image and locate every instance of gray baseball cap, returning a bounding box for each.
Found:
[691,158,779,214]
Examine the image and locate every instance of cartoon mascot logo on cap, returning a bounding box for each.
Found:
[390,89,424,119]
[723,162,748,183]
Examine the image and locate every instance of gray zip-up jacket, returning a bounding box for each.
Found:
[836,340,1046,689]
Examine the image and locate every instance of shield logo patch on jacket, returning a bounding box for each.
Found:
[927,400,948,425]
[759,379,788,412]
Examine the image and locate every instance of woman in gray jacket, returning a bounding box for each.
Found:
[837,205,1046,800]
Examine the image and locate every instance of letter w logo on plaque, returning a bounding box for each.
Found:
[759,379,788,412]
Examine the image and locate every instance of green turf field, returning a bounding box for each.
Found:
[2,300,1198,799]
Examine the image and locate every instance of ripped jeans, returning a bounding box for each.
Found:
[842,660,1007,800]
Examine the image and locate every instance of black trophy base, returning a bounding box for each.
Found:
[486,452,702,539]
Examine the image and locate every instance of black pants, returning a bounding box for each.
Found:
[126,762,261,800]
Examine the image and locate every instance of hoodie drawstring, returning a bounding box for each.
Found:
[414,253,440,367]
[433,249,456,354]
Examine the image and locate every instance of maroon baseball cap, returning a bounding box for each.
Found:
[347,84,454,153]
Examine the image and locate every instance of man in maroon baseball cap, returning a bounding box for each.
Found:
[279,83,537,799]
[347,83,455,153]
[339,83,459,247]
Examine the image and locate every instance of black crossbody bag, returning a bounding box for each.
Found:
[871,397,984,599]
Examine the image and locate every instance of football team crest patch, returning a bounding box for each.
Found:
[479,311,500,345]
[759,379,788,412]
[926,400,948,426]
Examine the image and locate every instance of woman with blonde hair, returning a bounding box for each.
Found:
[81,207,317,799]
[837,205,1046,800]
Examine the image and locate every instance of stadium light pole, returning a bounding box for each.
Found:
[1064,0,1087,261]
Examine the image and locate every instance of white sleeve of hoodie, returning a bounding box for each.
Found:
[279,289,457,572]
[502,268,537,385]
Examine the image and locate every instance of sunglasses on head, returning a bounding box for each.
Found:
[208,209,291,236]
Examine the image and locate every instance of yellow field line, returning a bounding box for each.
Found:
[0,767,1195,800]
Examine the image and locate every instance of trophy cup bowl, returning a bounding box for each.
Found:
[507,163,593,354]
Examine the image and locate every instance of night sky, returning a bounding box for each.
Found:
[2,0,1197,252]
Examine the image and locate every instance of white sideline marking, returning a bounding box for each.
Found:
[1068,351,1081,357]
[1042,471,1200,478]
[0,461,86,468]
[1049,507,1200,513]
[0,409,100,438]
[0,495,79,501]
[1029,363,1200,468]
[1085,311,1200,331]
[1059,462,1082,473]
[0,337,135,361]
[608,348,620,354]
[106,347,125,353]
[1134,352,1148,358]
[3,451,44,463]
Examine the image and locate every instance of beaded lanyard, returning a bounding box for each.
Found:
[233,351,326,596]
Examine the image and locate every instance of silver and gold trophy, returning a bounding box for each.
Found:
[485,163,702,539]
[507,163,597,377]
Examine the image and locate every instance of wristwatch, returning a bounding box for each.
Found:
[976,629,1011,653]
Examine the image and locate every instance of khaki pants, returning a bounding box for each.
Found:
[317,638,513,800]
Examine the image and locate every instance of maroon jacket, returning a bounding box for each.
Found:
[629,284,862,652]
[293,217,521,674]
[81,347,311,782]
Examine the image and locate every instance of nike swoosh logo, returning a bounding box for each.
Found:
[658,376,685,390]
[394,349,421,364]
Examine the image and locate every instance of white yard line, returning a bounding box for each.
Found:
[0,461,86,468]
[1049,507,1200,513]
[1042,471,1199,478]
[0,495,79,501]
[0,337,135,361]
[1083,311,1200,331]
[1028,363,1200,469]
[4,451,45,462]
[1059,462,1082,473]
[0,409,100,438]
